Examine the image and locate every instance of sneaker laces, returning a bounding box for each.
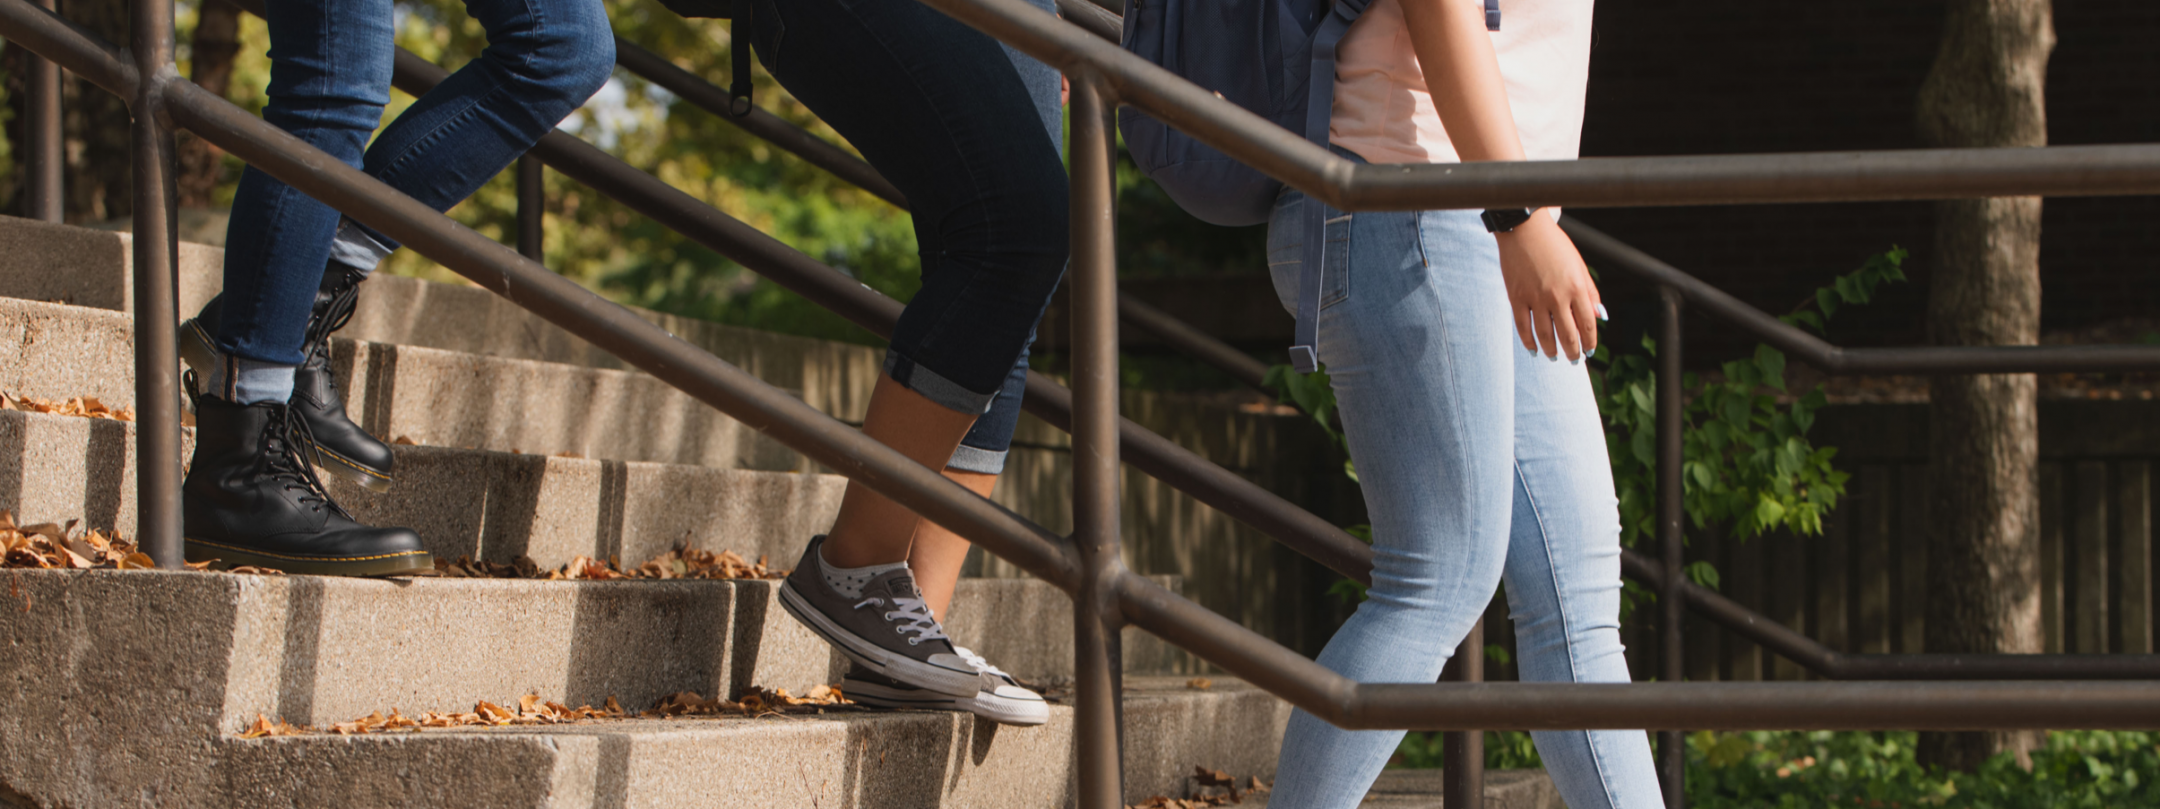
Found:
[855,593,950,645]
[264,402,353,520]
[952,646,1012,678]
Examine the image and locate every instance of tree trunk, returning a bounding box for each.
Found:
[176,0,241,207]
[1916,0,2053,774]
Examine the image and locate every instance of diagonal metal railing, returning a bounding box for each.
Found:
[6,0,2160,806]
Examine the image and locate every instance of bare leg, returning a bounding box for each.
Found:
[910,469,997,618]
[822,374,980,568]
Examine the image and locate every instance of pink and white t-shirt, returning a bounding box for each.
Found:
[1328,0,1596,166]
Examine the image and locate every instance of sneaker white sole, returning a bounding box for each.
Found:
[846,680,1051,727]
[779,580,981,698]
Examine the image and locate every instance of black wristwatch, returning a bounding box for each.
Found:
[1481,208,1535,233]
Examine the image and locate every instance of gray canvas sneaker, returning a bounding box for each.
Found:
[779,536,982,698]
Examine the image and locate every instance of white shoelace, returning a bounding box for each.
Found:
[856,594,950,645]
[953,646,1014,679]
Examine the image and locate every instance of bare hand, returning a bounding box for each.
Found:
[1496,212,1601,362]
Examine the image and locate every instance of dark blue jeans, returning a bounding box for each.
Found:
[215,0,615,367]
[750,0,1069,473]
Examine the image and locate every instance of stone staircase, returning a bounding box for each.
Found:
[0,215,1289,808]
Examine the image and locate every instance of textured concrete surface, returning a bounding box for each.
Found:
[334,340,808,472]
[0,214,885,422]
[1246,768,1563,808]
[0,570,1184,731]
[0,571,261,807]
[0,410,151,536]
[219,676,1284,808]
[324,445,847,568]
[0,409,839,567]
[0,298,138,407]
[0,214,222,314]
[0,570,1286,808]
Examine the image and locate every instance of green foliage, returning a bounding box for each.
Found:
[1394,730,1547,771]
[1687,730,2160,808]
[1597,248,1904,555]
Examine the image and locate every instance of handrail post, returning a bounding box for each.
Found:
[516,153,544,260]
[1656,286,1687,807]
[1069,74,1127,809]
[1443,618,1485,808]
[25,0,62,222]
[131,0,183,568]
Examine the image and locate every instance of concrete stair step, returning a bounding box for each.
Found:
[1,569,1229,807]
[0,214,882,422]
[0,292,819,472]
[1246,769,1564,809]
[216,676,1282,808]
[0,405,839,567]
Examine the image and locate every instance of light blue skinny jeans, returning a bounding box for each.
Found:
[1263,184,1663,809]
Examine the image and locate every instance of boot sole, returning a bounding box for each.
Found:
[180,319,395,493]
[307,443,394,493]
[778,580,983,698]
[184,538,434,577]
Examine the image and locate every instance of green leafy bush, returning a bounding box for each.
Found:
[1687,730,2160,808]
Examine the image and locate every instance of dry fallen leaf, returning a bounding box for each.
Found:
[239,714,308,739]
[1186,678,1213,691]
[433,548,787,582]
[0,392,136,422]
[0,515,157,572]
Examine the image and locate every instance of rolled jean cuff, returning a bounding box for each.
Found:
[328,219,395,275]
[884,350,997,415]
[945,444,1008,475]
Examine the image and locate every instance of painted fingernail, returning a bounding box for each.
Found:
[1570,356,1583,366]
[1595,304,1610,321]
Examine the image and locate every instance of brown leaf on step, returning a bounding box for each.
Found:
[1193,767,1234,788]
[1120,767,1268,808]
[226,566,286,576]
[1186,678,1213,690]
[0,518,160,571]
[0,392,137,422]
[239,714,308,739]
[392,435,417,445]
[184,559,215,571]
[432,547,787,582]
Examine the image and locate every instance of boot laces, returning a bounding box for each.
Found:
[855,593,950,646]
[264,403,353,520]
[301,271,363,365]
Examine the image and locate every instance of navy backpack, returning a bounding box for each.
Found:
[1119,0,1498,372]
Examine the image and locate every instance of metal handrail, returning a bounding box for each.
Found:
[923,0,2160,211]
[10,0,2158,804]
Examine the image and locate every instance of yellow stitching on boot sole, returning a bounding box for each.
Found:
[185,539,428,563]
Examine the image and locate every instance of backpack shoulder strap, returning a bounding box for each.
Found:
[1288,0,1365,373]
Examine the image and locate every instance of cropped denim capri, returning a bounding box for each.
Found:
[749,0,1069,474]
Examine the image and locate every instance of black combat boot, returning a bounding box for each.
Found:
[182,394,431,576]
[181,263,395,492]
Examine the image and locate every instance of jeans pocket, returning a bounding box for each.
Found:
[1265,190,1354,315]
[1265,191,1305,315]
